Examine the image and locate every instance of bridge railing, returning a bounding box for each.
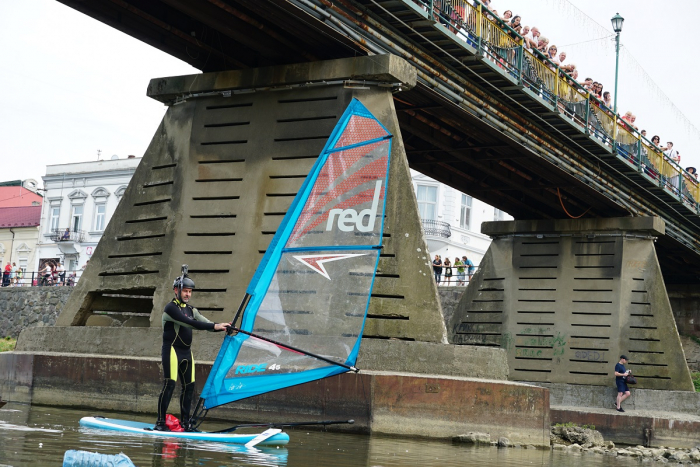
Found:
[415,0,699,212]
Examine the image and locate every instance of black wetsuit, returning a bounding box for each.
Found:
[157,298,216,428]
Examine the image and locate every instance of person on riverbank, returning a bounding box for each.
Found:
[444,258,453,285]
[155,274,230,432]
[614,355,631,412]
[432,255,443,284]
[455,257,465,286]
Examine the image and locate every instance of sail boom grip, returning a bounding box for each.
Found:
[232,327,359,373]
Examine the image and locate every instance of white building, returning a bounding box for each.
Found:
[35,156,141,273]
[411,171,513,271]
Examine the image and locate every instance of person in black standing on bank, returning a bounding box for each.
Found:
[154,267,230,431]
[432,255,443,284]
[614,355,631,412]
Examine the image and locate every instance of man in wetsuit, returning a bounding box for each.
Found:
[154,274,230,431]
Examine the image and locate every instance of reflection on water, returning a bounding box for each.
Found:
[0,402,643,466]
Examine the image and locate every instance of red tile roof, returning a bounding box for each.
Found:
[0,186,43,208]
[0,206,42,228]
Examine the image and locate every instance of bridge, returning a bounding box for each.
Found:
[41,0,696,391]
[58,0,700,284]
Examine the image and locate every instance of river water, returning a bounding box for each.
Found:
[0,403,642,466]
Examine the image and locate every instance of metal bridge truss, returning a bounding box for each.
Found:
[56,0,700,282]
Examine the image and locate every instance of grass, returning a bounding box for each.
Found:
[692,372,700,392]
[0,337,16,352]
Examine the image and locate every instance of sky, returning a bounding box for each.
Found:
[1,0,699,186]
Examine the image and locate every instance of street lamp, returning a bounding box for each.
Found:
[611,12,624,115]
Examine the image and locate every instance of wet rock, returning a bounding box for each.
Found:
[455,432,491,446]
[123,316,150,327]
[617,449,632,456]
[524,445,536,450]
[669,451,690,462]
[497,437,510,448]
[550,425,605,448]
[552,444,566,451]
[85,315,121,327]
[567,444,582,452]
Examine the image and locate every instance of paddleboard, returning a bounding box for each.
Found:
[79,416,289,446]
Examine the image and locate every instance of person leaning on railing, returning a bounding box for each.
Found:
[558,52,575,74]
[509,15,522,37]
[663,142,680,164]
[523,26,540,50]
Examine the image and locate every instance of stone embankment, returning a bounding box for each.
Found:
[0,287,71,338]
[456,426,700,463]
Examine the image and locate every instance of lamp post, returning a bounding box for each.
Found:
[611,13,624,115]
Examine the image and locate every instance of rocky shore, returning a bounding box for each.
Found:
[455,425,700,464]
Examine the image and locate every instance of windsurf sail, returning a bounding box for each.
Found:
[199,98,393,409]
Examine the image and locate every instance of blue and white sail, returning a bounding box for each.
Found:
[200,99,392,409]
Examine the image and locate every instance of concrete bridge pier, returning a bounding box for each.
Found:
[2,55,552,447]
[449,217,695,391]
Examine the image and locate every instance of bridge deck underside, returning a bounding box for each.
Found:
[55,0,700,283]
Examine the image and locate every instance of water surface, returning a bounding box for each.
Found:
[0,403,640,466]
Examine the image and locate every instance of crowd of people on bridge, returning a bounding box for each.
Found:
[416,0,698,183]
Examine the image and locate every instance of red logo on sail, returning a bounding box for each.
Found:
[293,253,367,280]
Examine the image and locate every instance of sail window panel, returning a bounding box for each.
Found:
[225,249,379,380]
[286,141,389,249]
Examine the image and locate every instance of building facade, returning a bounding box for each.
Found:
[35,157,141,274]
[0,206,42,279]
[0,179,43,208]
[411,171,513,272]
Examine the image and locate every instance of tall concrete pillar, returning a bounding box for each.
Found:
[52,55,447,344]
[448,217,695,391]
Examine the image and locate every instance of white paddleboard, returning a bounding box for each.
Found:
[79,416,289,446]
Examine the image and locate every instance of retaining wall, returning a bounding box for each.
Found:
[0,287,71,338]
[0,351,548,446]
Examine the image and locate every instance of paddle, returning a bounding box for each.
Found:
[213,419,354,434]
[244,428,282,448]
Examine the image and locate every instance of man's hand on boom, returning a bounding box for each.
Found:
[214,323,231,331]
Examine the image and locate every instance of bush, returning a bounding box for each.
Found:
[692,372,700,392]
[0,337,16,353]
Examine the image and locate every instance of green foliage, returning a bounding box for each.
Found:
[0,337,16,353]
[690,335,700,347]
[692,372,700,392]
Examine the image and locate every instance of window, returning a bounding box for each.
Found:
[416,185,438,220]
[19,259,27,274]
[72,205,83,231]
[49,207,60,232]
[460,194,472,230]
[494,208,505,221]
[94,204,106,231]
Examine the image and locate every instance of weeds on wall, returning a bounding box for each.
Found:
[0,337,16,353]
